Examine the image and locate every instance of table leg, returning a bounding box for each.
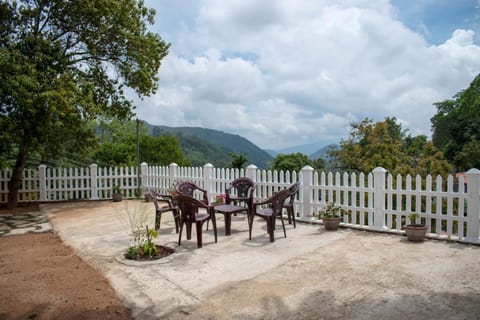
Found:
[225,213,232,236]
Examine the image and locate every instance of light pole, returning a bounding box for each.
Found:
[136,118,141,197]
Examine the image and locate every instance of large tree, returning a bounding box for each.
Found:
[330,117,452,177]
[0,0,169,207]
[431,73,480,171]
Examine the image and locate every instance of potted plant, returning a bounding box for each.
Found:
[404,213,427,242]
[317,202,348,231]
[112,185,123,202]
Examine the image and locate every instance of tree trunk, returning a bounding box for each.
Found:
[7,147,29,208]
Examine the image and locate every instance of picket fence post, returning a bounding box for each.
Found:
[141,162,148,192]
[204,163,214,202]
[89,163,98,200]
[300,166,314,219]
[169,163,178,185]
[373,167,387,230]
[465,169,480,243]
[38,164,47,201]
[246,164,257,182]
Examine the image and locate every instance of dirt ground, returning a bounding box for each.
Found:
[0,207,133,320]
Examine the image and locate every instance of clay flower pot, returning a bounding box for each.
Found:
[404,224,427,242]
[322,217,342,231]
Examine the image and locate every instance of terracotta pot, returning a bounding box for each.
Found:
[404,224,427,242]
[322,217,342,231]
[112,193,123,202]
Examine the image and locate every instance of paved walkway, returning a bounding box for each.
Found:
[41,200,480,320]
[0,210,52,236]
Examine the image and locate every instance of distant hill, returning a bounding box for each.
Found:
[274,141,329,156]
[145,124,273,168]
[265,149,278,157]
[309,144,337,160]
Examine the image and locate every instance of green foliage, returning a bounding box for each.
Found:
[92,120,190,167]
[125,226,158,259]
[270,153,313,172]
[147,124,272,168]
[112,185,121,194]
[317,203,349,219]
[330,117,452,177]
[311,157,327,171]
[229,153,248,169]
[431,74,480,171]
[0,0,169,207]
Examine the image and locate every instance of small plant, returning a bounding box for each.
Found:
[408,213,419,225]
[112,184,122,194]
[125,226,159,260]
[317,202,348,219]
[167,180,179,197]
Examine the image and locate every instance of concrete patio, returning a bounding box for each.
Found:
[44,200,480,320]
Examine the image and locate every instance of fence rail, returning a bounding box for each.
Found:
[1,163,479,244]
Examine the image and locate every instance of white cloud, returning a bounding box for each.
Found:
[138,0,480,151]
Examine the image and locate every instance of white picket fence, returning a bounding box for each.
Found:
[1,163,479,243]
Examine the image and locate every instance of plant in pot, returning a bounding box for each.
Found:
[317,202,348,231]
[404,213,427,242]
[112,185,123,202]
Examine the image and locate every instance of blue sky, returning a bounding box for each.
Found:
[134,0,480,151]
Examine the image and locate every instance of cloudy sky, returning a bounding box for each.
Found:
[134,0,480,151]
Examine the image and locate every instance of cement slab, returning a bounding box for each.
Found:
[43,200,480,320]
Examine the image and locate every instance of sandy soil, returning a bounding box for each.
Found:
[0,232,133,320]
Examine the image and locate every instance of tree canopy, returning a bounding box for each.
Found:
[228,153,248,169]
[0,0,169,206]
[329,117,452,177]
[431,73,480,171]
[93,120,190,167]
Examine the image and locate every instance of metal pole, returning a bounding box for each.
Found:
[136,118,141,197]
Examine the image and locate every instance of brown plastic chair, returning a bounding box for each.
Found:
[250,188,291,242]
[176,181,209,205]
[148,189,179,233]
[225,177,255,207]
[283,182,300,228]
[176,194,217,248]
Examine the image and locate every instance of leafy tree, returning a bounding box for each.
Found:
[0,0,169,207]
[92,120,189,167]
[270,153,313,172]
[330,117,452,177]
[431,73,480,171]
[228,153,248,169]
[312,157,327,171]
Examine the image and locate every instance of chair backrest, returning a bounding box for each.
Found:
[286,182,300,206]
[175,194,208,222]
[176,181,208,203]
[148,189,172,212]
[267,189,292,216]
[226,177,255,205]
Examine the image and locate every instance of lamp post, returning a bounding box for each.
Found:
[136,118,141,197]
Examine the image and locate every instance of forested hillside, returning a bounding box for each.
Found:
[146,124,272,168]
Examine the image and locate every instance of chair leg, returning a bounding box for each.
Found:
[266,218,274,242]
[178,221,184,245]
[287,207,296,228]
[280,215,287,238]
[210,214,218,243]
[186,221,192,240]
[196,221,203,248]
[155,211,161,230]
[248,215,254,240]
[172,210,179,233]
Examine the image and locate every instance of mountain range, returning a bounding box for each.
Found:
[145,123,334,168]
